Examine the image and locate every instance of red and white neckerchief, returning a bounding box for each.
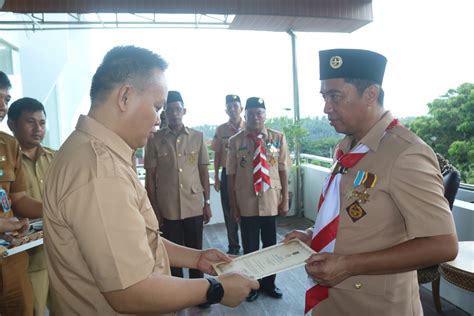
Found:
[305,119,398,314]
[251,133,271,195]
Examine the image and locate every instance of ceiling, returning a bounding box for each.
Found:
[0,0,373,32]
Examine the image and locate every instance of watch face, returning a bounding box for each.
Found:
[206,278,224,304]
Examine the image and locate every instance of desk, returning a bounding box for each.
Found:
[439,241,474,292]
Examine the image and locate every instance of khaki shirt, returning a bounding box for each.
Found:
[43,115,171,316]
[211,119,245,168]
[313,112,456,316]
[227,127,289,217]
[0,132,27,218]
[21,145,55,201]
[144,127,209,220]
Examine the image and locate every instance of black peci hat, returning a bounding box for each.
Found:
[245,97,265,110]
[167,91,183,104]
[319,49,387,85]
[226,94,240,104]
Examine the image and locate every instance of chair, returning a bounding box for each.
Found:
[417,168,461,313]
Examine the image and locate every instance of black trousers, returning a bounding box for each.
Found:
[240,215,277,290]
[220,168,240,251]
[162,215,203,279]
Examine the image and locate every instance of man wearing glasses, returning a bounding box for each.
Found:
[145,91,211,282]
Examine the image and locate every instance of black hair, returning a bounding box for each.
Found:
[90,46,168,107]
[0,71,12,90]
[8,97,46,122]
[344,78,384,106]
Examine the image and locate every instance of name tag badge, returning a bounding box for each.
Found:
[0,188,11,213]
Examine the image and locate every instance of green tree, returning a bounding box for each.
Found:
[409,83,474,183]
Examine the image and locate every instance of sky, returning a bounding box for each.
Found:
[79,0,474,127]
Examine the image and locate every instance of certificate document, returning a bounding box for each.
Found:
[213,239,316,279]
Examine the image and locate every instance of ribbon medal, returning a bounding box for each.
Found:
[239,155,247,168]
[347,170,377,204]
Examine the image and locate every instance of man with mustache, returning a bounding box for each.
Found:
[0,71,43,315]
[8,97,55,316]
[284,49,458,315]
[227,97,289,302]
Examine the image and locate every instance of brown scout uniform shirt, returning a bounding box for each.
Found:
[0,131,27,218]
[21,145,55,201]
[313,112,456,316]
[211,120,245,169]
[43,115,172,316]
[226,127,289,216]
[144,126,209,220]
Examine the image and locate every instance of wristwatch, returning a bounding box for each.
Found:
[205,277,224,304]
[205,199,211,205]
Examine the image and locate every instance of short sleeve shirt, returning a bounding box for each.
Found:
[144,127,209,220]
[43,115,171,316]
[21,145,56,201]
[313,112,456,316]
[226,127,289,216]
[0,132,27,218]
[210,120,245,168]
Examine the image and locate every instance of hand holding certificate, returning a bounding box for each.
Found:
[213,239,316,279]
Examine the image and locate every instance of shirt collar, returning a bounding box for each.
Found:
[228,119,245,131]
[76,115,134,165]
[245,127,268,139]
[340,111,394,153]
[164,126,190,136]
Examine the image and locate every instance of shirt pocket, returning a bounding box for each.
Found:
[183,149,199,166]
[334,274,387,297]
[191,184,204,195]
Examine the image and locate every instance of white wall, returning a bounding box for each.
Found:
[0,19,94,149]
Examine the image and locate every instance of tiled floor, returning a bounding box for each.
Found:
[178,217,470,316]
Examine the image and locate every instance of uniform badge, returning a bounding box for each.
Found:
[269,156,277,166]
[330,55,343,69]
[346,201,366,223]
[240,156,247,168]
[187,152,197,165]
[347,170,377,204]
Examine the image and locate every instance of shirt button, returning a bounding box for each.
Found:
[177,139,181,143]
[40,179,43,183]
[178,153,182,157]
[180,184,183,188]
[179,168,183,172]
[354,282,362,289]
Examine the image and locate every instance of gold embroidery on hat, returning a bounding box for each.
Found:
[330,56,343,69]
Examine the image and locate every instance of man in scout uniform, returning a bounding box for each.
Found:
[227,96,289,302]
[284,49,458,315]
[8,97,55,316]
[211,94,245,255]
[145,90,211,280]
[0,71,43,315]
[43,46,258,315]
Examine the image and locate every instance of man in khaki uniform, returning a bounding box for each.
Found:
[145,90,211,280]
[43,46,258,315]
[284,49,458,316]
[211,94,245,255]
[8,97,55,316]
[0,71,43,315]
[227,97,289,302]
